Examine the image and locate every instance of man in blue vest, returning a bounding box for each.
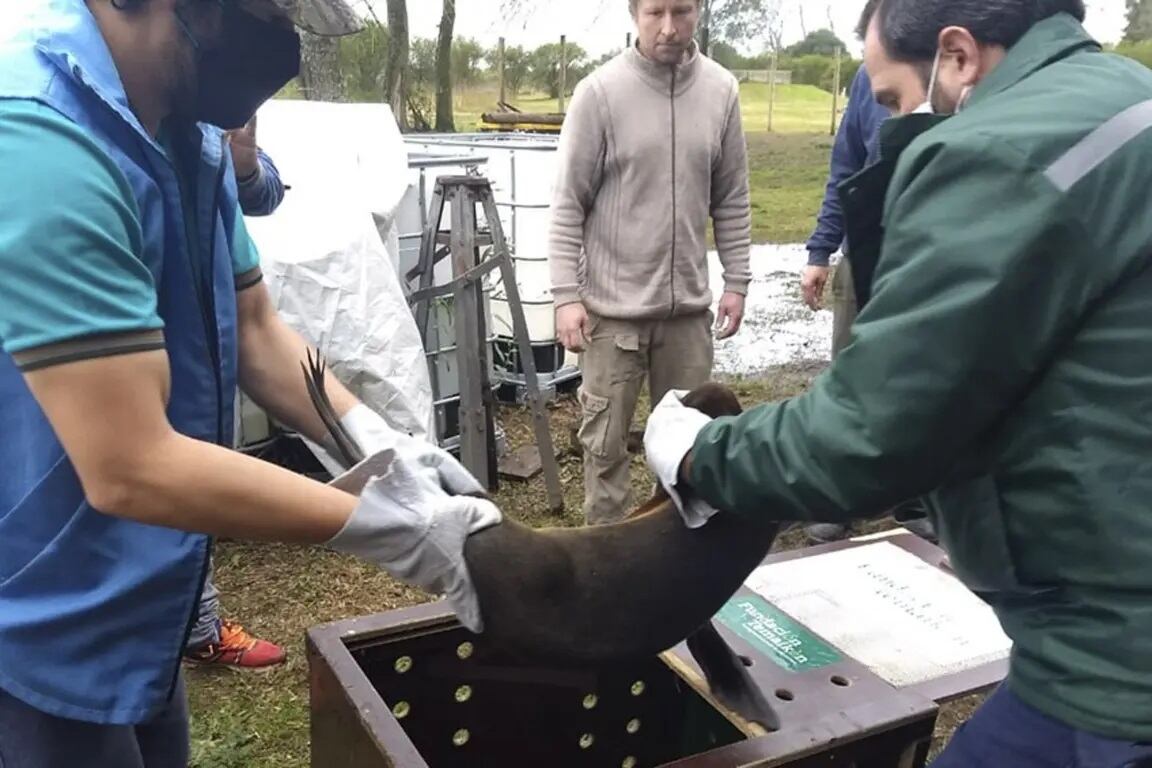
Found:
[0,1,503,764]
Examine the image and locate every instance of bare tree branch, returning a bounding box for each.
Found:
[494,0,613,36]
[358,0,382,27]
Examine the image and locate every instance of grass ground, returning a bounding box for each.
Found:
[188,114,983,765]
[449,81,840,136]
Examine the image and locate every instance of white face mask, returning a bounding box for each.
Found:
[913,47,972,115]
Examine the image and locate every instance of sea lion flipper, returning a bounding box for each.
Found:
[686,622,782,733]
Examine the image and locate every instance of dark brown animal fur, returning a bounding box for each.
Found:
[464,384,782,669]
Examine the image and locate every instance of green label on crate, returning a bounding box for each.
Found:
[716,594,842,673]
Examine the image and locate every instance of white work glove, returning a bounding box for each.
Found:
[643,390,720,529]
[328,404,484,497]
[326,449,502,633]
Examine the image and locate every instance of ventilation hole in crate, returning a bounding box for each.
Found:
[582,694,598,710]
[739,655,754,668]
[456,642,474,660]
[775,689,795,702]
[622,757,637,768]
[579,733,595,749]
[452,729,470,747]
[626,718,642,735]
[455,685,473,703]
[394,656,413,674]
[630,680,646,696]
[392,701,411,719]
[830,675,851,688]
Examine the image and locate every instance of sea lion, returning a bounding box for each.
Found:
[462,383,783,730]
[303,362,782,730]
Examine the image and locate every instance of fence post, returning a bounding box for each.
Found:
[830,45,843,137]
[559,34,568,113]
[768,49,778,133]
[498,36,506,104]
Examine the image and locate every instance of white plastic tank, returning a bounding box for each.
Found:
[401,133,581,389]
[403,134,562,345]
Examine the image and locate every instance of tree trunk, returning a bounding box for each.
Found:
[435,0,456,132]
[698,0,712,56]
[385,0,410,131]
[298,33,344,102]
[1126,0,1152,41]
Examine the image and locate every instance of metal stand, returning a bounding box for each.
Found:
[407,176,565,512]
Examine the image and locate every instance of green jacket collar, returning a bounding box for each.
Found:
[967,13,1100,109]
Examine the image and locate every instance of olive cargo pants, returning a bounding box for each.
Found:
[577,311,714,525]
[831,256,857,358]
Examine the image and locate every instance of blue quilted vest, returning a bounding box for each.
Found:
[0,0,243,724]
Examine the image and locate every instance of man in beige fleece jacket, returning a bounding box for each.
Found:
[548,0,753,525]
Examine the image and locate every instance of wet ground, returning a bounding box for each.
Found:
[708,244,836,377]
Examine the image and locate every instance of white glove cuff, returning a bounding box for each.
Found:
[655,441,720,529]
[665,486,721,529]
[646,390,719,529]
[340,403,402,455]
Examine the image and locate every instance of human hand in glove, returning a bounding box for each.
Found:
[326,449,502,633]
[643,390,718,529]
[328,404,483,497]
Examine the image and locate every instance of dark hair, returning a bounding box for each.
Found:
[857,0,1086,60]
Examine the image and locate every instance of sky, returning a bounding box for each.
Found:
[371,0,1127,60]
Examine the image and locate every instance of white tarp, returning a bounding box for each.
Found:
[241,99,435,467]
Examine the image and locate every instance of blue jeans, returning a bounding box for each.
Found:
[930,684,1152,768]
[185,555,220,651]
[0,674,188,768]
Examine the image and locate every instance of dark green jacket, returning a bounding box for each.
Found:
[689,15,1152,739]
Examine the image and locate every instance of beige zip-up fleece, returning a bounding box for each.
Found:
[548,42,752,320]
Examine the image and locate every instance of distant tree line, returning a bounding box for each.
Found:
[711,29,862,94]
[318,23,612,130]
[294,7,1152,135]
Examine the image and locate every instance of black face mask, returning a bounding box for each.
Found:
[177,3,301,130]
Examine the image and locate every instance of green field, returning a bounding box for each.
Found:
[449,81,841,136]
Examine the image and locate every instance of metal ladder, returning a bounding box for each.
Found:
[405,175,565,512]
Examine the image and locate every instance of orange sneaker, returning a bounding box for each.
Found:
[183,620,286,671]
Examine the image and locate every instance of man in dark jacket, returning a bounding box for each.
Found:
[228,116,286,217]
[801,65,934,545]
[182,116,292,673]
[647,0,1152,764]
[802,66,889,327]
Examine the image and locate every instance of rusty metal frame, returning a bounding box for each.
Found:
[308,600,940,768]
[308,605,452,768]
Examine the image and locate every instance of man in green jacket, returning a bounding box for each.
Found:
[645,0,1152,764]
